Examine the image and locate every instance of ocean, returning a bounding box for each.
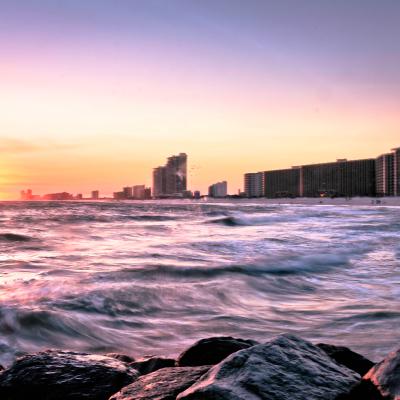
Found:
[0,200,399,366]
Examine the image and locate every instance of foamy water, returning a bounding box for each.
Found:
[0,200,399,366]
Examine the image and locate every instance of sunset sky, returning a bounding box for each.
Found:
[1,0,399,198]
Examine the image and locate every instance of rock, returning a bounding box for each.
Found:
[362,347,400,399]
[176,336,257,367]
[106,353,135,364]
[177,334,361,400]
[337,379,385,400]
[317,343,375,376]
[130,356,176,375]
[109,365,210,400]
[0,350,139,400]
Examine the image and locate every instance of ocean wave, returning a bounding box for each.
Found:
[0,233,33,242]
[102,253,350,280]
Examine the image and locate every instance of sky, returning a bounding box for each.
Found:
[0,0,399,198]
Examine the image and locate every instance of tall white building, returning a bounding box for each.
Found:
[244,172,264,197]
[208,181,227,197]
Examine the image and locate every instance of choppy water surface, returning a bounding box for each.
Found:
[0,200,399,366]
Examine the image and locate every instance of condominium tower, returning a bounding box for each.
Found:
[153,153,187,198]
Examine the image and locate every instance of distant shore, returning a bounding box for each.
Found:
[6,196,400,206]
[221,196,400,207]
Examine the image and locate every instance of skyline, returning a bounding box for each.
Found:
[1,0,400,199]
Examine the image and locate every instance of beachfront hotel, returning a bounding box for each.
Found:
[245,146,400,198]
[152,153,188,198]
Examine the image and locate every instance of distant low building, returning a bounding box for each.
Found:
[113,191,125,200]
[43,192,73,200]
[123,186,133,199]
[133,185,145,200]
[208,181,227,198]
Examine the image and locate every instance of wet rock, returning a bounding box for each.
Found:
[362,347,400,399]
[338,379,385,400]
[317,343,375,376]
[176,336,257,367]
[106,353,135,364]
[178,334,360,400]
[109,365,210,400]
[130,356,176,375]
[0,350,139,400]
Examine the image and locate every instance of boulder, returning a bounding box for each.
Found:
[0,350,139,400]
[177,334,360,400]
[130,356,176,375]
[109,365,210,400]
[106,353,135,364]
[317,343,375,376]
[362,347,400,399]
[337,379,384,400]
[176,336,257,367]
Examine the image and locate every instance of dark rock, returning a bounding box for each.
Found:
[177,334,360,400]
[176,336,257,367]
[109,365,210,400]
[317,343,375,376]
[0,350,139,400]
[106,353,135,364]
[362,347,400,399]
[130,356,176,375]
[337,380,385,400]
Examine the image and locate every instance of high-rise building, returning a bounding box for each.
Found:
[91,190,100,200]
[376,153,395,196]
[393,147,400,196]
[244,172,264,197]
[153,166,167,198]
[263,168,301,198]
[300,159,376,197]
[208,181,227,198]
[166,153,187,194]
[152,153,187,197]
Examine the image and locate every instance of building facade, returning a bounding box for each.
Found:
[208,181,227,198]
[263,168,301,198]
[133,185,145,200]
[376,153,395,196]
[152,166,167,198]
[152,153,187,197]
[301,158,376,197]
[245,155,384,198]
[393,147,400,196]
[244,172,264,197]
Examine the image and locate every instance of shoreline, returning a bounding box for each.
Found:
[3,196,400,206]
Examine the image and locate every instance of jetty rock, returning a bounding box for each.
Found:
[177,334,360,400]
[317,343,375,376]
[359,346,400,399]
[109,365,210,400]
[130,356,176,375]
[176,336,258,367]
[0,350,139,400]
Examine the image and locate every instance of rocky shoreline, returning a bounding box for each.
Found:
[0,333,398,399]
